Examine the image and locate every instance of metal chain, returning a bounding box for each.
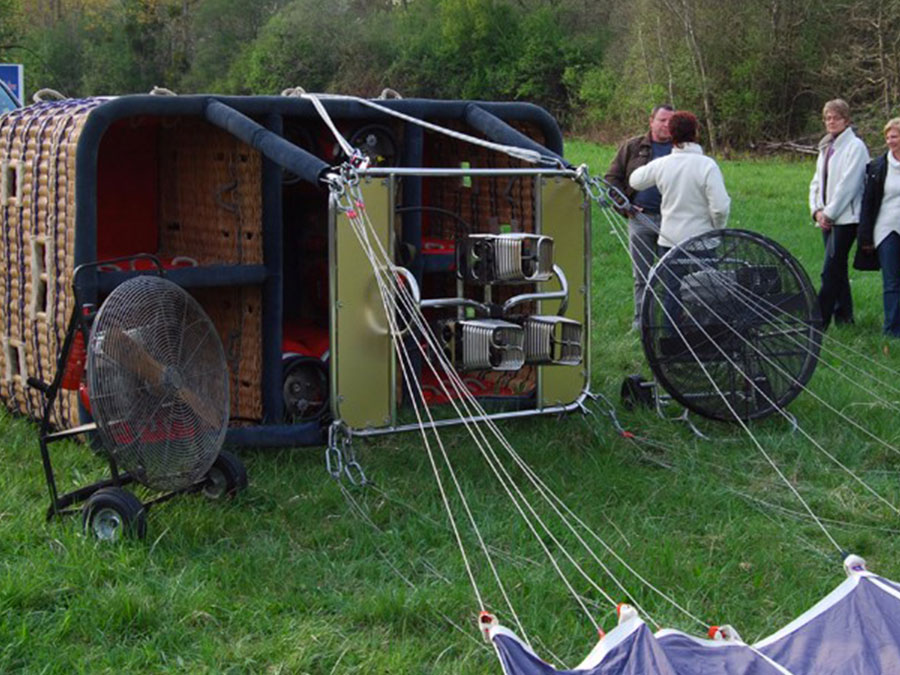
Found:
[325,421,345,479]
[325,420,369,487]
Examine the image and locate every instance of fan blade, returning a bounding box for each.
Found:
[104,326,166,387]
[107,326,223,429]
[107,327,222,428]
[176,382,225,429]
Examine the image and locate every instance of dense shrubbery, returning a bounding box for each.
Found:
[10,0,900,147]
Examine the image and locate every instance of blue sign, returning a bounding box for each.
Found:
[0,64,23,103]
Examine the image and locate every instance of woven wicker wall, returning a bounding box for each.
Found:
[156,118,264,420]
[158,118,263,266]
[424,121,543,238]
[0,102,265,428]
[191,286,263,423]
[0,100,104,426]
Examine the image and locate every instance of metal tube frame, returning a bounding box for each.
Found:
[350,394,591,438]
[362,167,579,179]
[329,166,594,438]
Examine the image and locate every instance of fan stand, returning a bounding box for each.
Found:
[619,372,800,440]
[619,373,708,439]
[28,255,246,541]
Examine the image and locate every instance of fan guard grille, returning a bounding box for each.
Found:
[87,276,230,491]
[640,229,822,421]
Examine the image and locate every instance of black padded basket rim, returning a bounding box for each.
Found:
[639,228,823,422]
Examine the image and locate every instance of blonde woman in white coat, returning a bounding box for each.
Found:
[808,98,870,328]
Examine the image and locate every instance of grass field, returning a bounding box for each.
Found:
[3,141,900,673]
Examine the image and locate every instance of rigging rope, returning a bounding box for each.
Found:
[314,103,900,646]
[334,172,711,631]
[304,92,561,167]
[347,177,654,635]
[310,105,649,634]
[586,176,900,550]
[595,204,844,553]
[333,180,533,641]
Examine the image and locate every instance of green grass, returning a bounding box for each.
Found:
[3,142,900,672]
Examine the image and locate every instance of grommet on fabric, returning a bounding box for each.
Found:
[616,603,637,624]
[479,611,497,641]
[844,553,867,576]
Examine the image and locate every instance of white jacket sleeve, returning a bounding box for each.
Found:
[823,139,868,222]
[808,156,823,216]
[629,162,656,191]
[705,163,730,229]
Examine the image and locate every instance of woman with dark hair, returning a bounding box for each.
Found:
[628,111,730,255]
[628,111,730,333]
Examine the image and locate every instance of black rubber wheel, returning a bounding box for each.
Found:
[620,374,654,410]
[349,124,398,167]
[82,487,147,541]
[640,229,822,421]
[202,450,248,500]
[282,356,330,423]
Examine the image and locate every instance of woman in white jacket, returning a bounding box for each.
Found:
[628,112,730,333]
[809,98,869,328]
[629,110,730,254]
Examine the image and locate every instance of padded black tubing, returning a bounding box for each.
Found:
[204,100,332,187]
[463,104,571,168]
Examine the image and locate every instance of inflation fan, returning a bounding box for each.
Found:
[30,259,247,541]
[622,229,822,421]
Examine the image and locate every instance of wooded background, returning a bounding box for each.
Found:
[7,0,900,148]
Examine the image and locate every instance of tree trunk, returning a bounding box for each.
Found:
[655,15,675,105]
[659,0,717,152]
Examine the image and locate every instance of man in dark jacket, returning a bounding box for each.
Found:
[604,104,674,330]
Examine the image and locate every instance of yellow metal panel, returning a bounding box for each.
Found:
[539,177,589,407]
[331,179,393,429]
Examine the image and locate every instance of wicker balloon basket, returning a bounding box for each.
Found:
[0,102,264,427]
[0,94,576,446]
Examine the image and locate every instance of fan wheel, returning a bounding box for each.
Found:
[82,487,147,541]
[202,451,248,500]
[640,229,822,421]
[282,356,329,423]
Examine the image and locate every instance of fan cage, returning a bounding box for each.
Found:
[87,275,230,491]
[640,229,822,421]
